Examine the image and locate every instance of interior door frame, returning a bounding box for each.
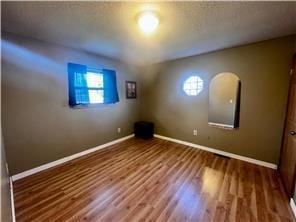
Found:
[279,54,296,197]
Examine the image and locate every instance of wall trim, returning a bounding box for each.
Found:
[290,198,296,218]
[11,133,277,181]
[9,177,16,222]
[12,134,134,181]
[154,134,277,169]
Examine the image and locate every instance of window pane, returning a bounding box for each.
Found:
[74,72,87,87]
[88,89,104,104]
[183,76,203,96]
[75,89,89,104]
[86,72,103,88]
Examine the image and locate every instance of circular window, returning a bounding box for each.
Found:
[183,76,203,96]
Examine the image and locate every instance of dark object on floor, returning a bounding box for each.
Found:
[134,121,154,139]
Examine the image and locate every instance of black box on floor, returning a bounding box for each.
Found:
[134,121,154,139]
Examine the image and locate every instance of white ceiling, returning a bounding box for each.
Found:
[2,1,296,66]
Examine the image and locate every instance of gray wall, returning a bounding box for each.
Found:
[1,32,295,175]
[139,36,295,164]
[1,136,13,222]
[1,32,141,175]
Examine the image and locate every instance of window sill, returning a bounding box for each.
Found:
[208,122,236,130]
[69,103,116,109]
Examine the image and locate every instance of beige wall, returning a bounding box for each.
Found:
[1,136,12,222]
[139,36,295,164]
[1,32,141,175]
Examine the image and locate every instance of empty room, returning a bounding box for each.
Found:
[1,1,296,222]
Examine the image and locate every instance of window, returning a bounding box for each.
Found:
[76,71,104,104]
[68,63,119,107]
[183,76,203,96]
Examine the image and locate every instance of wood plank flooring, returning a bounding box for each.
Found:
[13,138,295,222]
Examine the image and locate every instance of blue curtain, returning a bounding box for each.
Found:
[103,69,119,104]
[68,63,89,106]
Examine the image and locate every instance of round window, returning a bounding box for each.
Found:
[183,76,203,96]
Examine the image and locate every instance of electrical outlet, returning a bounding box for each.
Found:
[117,128,121,133]
[193,129,198,136]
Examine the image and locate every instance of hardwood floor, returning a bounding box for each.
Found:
[13,138,295,222]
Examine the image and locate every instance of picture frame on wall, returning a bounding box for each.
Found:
[126,81,137,99]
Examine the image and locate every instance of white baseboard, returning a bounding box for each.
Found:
[12,134,134,181]
[154,134,277,169]
[290,198,296,218]
[9,177,16,222]
[11,133,277,181]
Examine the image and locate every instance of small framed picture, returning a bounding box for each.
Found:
[126,81,137,99]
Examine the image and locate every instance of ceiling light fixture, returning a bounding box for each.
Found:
[138,11,159,35]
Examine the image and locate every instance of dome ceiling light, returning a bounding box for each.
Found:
[138,11,159,35]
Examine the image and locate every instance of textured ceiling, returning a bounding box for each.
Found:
[2,1,296,65]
